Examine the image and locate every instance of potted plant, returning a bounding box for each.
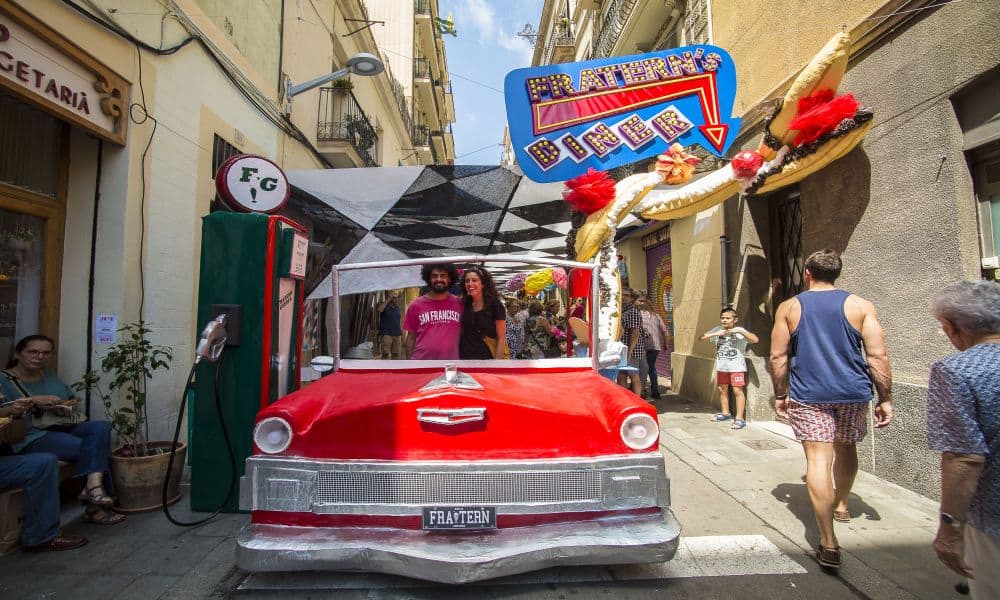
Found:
[74,322,182,511]
[330,77,353,90]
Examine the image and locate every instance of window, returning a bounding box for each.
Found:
[768,187,804,306]
[211,134,241,211]
[970,139,1000,280]
[0,91,60,198]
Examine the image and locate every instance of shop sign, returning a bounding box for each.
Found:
[504,45,741,183]
[641,225,670,250]
[0,3,127,144]
[215,154,290,214]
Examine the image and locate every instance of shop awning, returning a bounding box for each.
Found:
[283,165,585,297]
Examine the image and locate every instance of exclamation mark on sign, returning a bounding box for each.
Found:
[250,188,258,203]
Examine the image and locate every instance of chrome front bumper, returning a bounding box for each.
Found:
[236,508,681,583]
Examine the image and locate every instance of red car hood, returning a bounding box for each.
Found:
[255,367,657,460]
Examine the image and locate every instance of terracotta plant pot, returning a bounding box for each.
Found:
[110,441,187,512]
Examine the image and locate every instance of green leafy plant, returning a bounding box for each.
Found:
[331,78,353,89]
[73,322,173,457]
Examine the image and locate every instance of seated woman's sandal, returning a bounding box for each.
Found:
[78,485,114,507]
[83,506,126,525]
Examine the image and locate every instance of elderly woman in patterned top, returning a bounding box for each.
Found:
[926,280,1000,599]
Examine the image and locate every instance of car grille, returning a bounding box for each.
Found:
[315,470,603,505]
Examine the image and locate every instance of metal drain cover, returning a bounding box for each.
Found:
[741,439,786,451]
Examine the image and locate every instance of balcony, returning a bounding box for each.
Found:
[548,33,576,64]
[414,58,441,130]
[442,82,455,123]
[317,87,379,168]
[411,122,434,164]
[593,0,681,58]
[432,123,453,162]
[415,0,440,80]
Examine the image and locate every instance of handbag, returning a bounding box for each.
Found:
[0,414,28,444]
[2,371,86,430]
[482,336,510,359]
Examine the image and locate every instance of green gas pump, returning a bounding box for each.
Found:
[190,155,307,512]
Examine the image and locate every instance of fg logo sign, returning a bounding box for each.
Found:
[214,154,290,214]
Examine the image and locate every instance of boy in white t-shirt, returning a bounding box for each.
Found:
[701,307,759,429]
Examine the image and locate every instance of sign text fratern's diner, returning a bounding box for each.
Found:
[505,46,741,183]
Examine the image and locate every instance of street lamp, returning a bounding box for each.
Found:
[284,53,384,113]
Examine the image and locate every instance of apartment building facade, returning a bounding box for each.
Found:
[0,0,455,440]
[531,0,1000,498]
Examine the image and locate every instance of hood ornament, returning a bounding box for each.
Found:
[417,407,487,425]
[419,363,484,392]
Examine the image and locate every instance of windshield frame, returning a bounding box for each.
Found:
[329,254,599,371]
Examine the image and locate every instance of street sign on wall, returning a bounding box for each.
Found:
[505,46,741,183]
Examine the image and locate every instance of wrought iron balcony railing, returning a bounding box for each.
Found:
[594,0,638,59]
[317,87,379,167]
[415,0,432,16]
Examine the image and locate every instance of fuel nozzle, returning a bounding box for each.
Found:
[195,314,228,364]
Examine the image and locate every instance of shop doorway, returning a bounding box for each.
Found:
[645,239,673,379]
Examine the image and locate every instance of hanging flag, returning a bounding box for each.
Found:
[435,14,457,37]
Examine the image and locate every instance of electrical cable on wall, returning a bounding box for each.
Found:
[59,0,333,168]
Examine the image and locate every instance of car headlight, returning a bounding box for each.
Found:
[253,417,293,454]
[620,413,659,450]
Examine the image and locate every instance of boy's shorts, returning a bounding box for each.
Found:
[716,371,746,387]
[788,399,869,444]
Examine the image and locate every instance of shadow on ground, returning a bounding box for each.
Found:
[771,482,884,549]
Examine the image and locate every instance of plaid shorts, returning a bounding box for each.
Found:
[788,399,869,443]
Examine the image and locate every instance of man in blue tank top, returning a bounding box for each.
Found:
[770,249,894,571]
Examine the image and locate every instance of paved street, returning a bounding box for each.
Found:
[0,394,964,599]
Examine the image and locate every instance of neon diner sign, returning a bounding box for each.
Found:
[505,46,741,183]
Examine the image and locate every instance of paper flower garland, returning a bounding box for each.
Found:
[562,168,616,215]
[505,271,527,292]
[655,143,702,185]
[731,150,764,179]
[524,268,553,295]
[551,267,567,289]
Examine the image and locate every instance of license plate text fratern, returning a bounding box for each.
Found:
[422,506,497,530]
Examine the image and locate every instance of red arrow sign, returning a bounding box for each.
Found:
[531,73,728,151]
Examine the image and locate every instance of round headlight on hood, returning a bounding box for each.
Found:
[620,412,659,450]
[253,417,293,454]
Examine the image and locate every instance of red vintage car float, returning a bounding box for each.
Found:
[236,255,680,583]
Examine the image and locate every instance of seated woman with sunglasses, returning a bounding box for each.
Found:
[0,335,124,524]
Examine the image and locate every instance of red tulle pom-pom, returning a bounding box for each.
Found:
[788,90,860,146]
[563,168,616,215]
[731,150,764,179]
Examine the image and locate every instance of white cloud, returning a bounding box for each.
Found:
[457,0,497,44]
[496,28,533,66]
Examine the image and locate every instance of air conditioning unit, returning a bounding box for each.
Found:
[982,256,1000,269]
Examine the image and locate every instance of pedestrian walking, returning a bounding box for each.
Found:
[637,293,669,399]
[769,248,893,571]
[618,288,646,396]
[926,280,1000,599]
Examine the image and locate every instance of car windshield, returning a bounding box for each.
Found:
[325,254,597,367]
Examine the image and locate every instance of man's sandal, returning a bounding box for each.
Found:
[83,507,126,525]
[78,485,114,507]
[816,545,841,569]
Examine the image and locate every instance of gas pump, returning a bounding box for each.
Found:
[189,155,308,512]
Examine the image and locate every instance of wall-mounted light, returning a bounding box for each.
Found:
[284,53,385,114]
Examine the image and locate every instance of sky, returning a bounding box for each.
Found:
[439,0,543,165]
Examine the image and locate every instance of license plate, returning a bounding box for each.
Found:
[421,506,497,530]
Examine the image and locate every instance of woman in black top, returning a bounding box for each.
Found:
[459,266,508,359]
